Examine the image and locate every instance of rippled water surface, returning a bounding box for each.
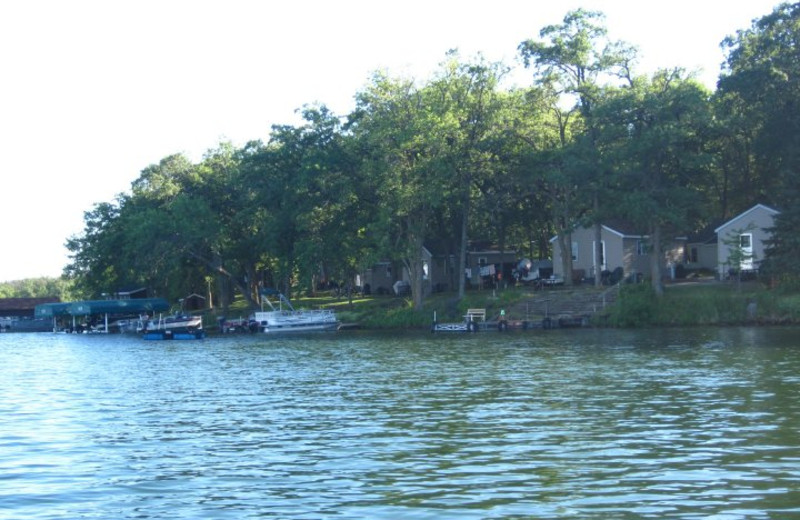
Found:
[1,328,799,519]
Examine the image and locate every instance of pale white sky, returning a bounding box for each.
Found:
[0,0,781,282]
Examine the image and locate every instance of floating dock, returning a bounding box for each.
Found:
[431,309,589,332]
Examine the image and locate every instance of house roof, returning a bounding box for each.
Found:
[686,222,721,244]
[423,241,453,257]
[714,204,779,234]
[0,297,60,312]
[549,222,645,242]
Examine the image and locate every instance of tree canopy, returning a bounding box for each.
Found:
[59,5,800,305]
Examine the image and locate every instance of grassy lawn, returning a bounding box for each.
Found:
[604,281,800,327]
[204,286,535,331]
[202,281,800,331]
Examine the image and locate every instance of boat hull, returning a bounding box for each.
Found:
[258,321,340,333]
[251,310,339,334]
[143,329,205,340]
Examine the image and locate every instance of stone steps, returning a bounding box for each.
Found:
[508,285,619,322]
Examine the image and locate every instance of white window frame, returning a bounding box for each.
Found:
[592,240,607,271]
[739,233,754,270]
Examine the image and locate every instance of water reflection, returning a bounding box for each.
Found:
[0,328,799,518]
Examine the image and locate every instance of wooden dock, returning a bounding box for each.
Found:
[432,308,528,332]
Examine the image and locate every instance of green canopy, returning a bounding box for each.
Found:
[35,298,170,318]
[34,302,71,318]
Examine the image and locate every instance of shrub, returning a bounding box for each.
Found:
[606,284,658,327]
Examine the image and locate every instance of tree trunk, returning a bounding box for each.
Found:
[594,220,603,287]
[405,238,426,311]
[457,190,469,300]
[557,231,574,286]
[497,216,507,291]
[650,224,664,297]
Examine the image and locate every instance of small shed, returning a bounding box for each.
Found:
[181,293,207,311]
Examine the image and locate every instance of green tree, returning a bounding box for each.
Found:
[67,154,228,305]
[519,8,636,285]
[596,71,713,295]
[718,3,800,285]
[717,2,800,211]
[428,53,507,298]
[352,72,454,309]
[763,185,800,287]
[0,277,75,300]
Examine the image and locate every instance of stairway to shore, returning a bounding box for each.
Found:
[506,285,620,324]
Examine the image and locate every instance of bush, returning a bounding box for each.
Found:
[606,284,658,327]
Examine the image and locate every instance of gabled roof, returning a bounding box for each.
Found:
[714,204,779,234]
[549,222,645,242]
[686,221,722,244]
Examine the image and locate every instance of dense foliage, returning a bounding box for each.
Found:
[0,277,75,300]
[61,5,800,307]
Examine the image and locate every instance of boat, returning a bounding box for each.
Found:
[250,289,339,334]
[142,328,205,340]
[140,313,204,340]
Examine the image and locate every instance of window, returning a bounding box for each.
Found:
[740,234,752,249]
[690,247,698,263]
[637,240,648,256]
[571,242,578,262]
[739,233,754,270]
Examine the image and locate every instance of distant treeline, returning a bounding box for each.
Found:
[0,277,74,300]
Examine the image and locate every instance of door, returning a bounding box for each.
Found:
[592,240,607,273]
[739,233,753,270]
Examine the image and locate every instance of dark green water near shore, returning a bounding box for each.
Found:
[1,328,798,519]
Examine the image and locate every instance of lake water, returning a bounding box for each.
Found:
[1,328,799,519]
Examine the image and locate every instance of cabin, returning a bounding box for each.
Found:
[421,243,457,294]
[714,204,779,278]
[550,223,686,283]
[358,242,516,295]
[358,245,456,296]
[465,245,517,288]
[358,261,399,295]
[683,225,719,274]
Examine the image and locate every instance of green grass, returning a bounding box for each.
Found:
[287,287,531,329]
[604,281,800,327]
[200,282,800,331]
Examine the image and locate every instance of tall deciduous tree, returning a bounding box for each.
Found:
[596,71,713,295]
[352,72,453,309]
[718,3,800,284]
[717,2,800,210]
[519,8,636,285]
[429,53,507,299]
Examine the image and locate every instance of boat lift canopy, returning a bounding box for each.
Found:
[35,298,170,318]
[35,298,171,333]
